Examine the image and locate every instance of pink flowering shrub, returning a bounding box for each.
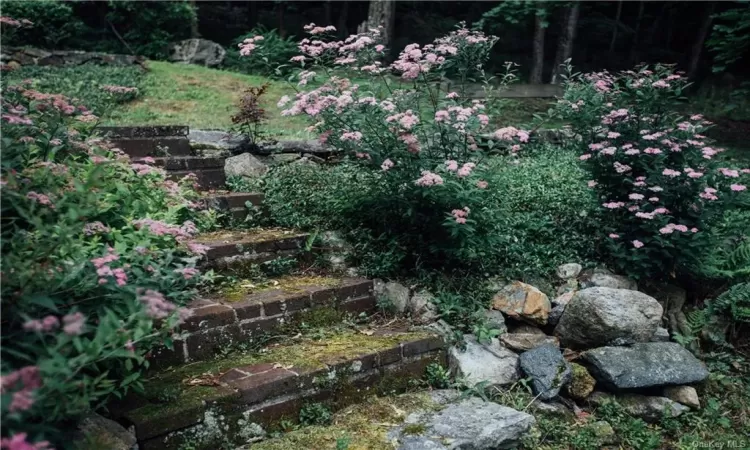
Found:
[244,24,529,270]
[554,65,750,280]
[0,81,214,445]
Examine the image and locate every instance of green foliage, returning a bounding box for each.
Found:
[2,0,87,48]
[224,27,299,78]
[231,83,271,147]
[0,81,212,446]
[477,0,556,30]
[3,64,144,117]
[298,402,332,426]
[707,2,750,73]
[105,0,196,59]
[424,363,451,389]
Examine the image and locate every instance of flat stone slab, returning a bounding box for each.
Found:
[519,343,571,400]
[582,342,709,390]
[389,396,535,449]
[449,336,520,387]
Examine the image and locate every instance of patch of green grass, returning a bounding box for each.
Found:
[108,61,312,139]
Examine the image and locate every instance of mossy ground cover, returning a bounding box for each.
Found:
[215,274,342,302]
[192,227,307,244]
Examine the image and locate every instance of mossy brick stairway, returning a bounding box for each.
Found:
[101,126,447,449]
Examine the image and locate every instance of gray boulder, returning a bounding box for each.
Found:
[409,291,439,325]
[75,412,137,450]
[582,342,709,390]
[652,327,671,342]
[169,38,226,67]
[224,152,268,179]
[619,394,689,422]
[391,396,535,449]
[556,263,582,280]
[579,268,637,290]
[554,287,663,349]
[374,280,410,314]
[547,304,566,327]
[449,336,520,387]
[519,343,572,401]
[483,310,508,335]
[663,385,700,409]
[500,334,559,352]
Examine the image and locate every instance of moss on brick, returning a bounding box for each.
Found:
[217,274,341,303]
[193,228,306,243]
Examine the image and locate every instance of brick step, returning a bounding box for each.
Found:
[110,137,193,158]
[168,168,226,190]
[200,191,264,210]
[133,156,224,171]
[150,275,377,367]
[190,228,309,269]
[119,329,446,449]
[99,125,189,138]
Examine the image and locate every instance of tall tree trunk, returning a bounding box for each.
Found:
[277,3,286,38]
[609,0,623,53]
[247,1,258,30]
[687,2,716,79]
[189,0,199,38]
[530,12,546,84]
[629,0,645,65]
[325,0,333,26]
[365,0,396,47]
[550,2,580,84]
[337,0,349,38]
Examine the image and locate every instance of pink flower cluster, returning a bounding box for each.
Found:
[186,241,211,255]
[132,219,197,240]
[381,159,394,172]
[91,246,127,286]
[239,35,264,56]
[659,223,695,235]
[0,433,52,450]
[450,207,470,224]
[26,192,54,209]
[493,127,529,143]
[415,171,444,186]
[303,23,336,35]
[1,366,42,414]
[174,267,200,280]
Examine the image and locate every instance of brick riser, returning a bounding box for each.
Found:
[168,168,226,190]
[131,336,446,449]
[110,137,193,158]
[151,278,376,368]
[195,233,309,271]
[201,193,264,221]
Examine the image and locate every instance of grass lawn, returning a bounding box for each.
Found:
[108,61,314,139]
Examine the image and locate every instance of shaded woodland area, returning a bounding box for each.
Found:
[4,1,749,85]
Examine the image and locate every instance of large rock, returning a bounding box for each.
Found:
[492,282,551,325]
[663,386,700,409]
[500,334,559,352]
[169,38,226,67]
[449,336,520,387]
[374,280,410,314]
[391,396,535,449]
[483,310,508,335]
[224,152,268,179]
[74,412,137,450]
[619,394,690,422]
[651,327,670,342]
[409,291,439,325]
[565,363,596,400]
[519,343,571,401]
[582,342,709,390]
[556,263,582,280]
[579,268,637,290]
[547,304,566,327]
[554,287,662,349]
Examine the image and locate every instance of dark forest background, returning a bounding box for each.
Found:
[3,0,749,86]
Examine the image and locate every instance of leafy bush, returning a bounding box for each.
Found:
[0,81,213,446]
[241,24,535,273]
[553,64,750,280]
[1,0,87,48]
[224,27,299,78]
[3,64,144,117]
[104,0,196,59]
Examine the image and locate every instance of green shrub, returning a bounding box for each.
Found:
[0,80,213,447]
[553,64,750,281]
[2,0,87,48]
[105,0,196,59]
[3,64,144,117]
[224,27,299,78]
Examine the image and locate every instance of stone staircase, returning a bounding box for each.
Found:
[99,126,447,449]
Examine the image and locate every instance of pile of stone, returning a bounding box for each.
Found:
[447,264,709,424]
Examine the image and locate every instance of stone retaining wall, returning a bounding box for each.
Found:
[1,47,146,69]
